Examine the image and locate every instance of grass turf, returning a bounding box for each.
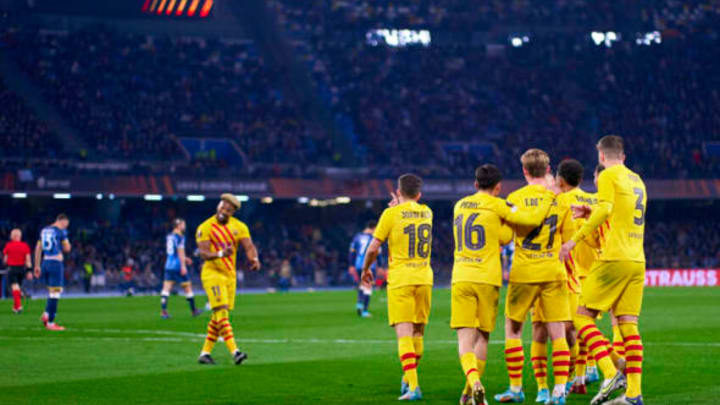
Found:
[1,287,718,405]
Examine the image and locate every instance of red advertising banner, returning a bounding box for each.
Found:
[645,269,719,287]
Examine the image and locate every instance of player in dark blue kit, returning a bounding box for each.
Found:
[34,214,71,331]
[161,219,201,318]
[348,220,383,318]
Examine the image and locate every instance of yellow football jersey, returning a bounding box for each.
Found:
[573,164,646,263]
[507,184,574,283]
[560,188,599,291]
[451,191,553,287]
[196,215,250,278]
[373,201,433,289]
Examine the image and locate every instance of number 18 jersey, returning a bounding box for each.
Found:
[507,184,574,283]
[373,201,433,289]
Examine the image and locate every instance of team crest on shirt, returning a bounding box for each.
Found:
[233,231,238,236]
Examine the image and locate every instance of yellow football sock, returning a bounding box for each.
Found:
[461,352,480,388]
[569,339,579,380]
[551,338,571,386]
[612,324,626,359]
[576,315,617,379]
[576,340,587,380]
[530,340,548,390]
[587,353,596,369]
[477,357,487,378]
[201,315,218,354]
[215,308,238,354]
[619,322,643,398]
[399,337,419,391]
[413,336,424,364]
[609,343,623,366]
[505,338,524,389]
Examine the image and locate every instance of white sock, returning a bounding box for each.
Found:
[510,385,522,393]
[552,384,565,397]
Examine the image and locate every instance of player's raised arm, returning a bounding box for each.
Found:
[240,237,261,271]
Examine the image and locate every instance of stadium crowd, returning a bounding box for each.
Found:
[269,0,720,33]
[1,22,717,179]
[0,77,60,158]
[7,28,336,166]
[2,200,717,294]
[310,33,720,179]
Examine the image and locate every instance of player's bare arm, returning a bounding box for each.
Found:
[62,239,71,253]
[240,237,261,271]
[197,240,233,260]
[360,238,382,284]
[178,246,188,276]
[33,241,42,277]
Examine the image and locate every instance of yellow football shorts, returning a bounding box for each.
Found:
[387,284,432,326]
[506,280,570,323]
[581,260,645,316]
[451,282,500,332]
[532,286,578,323]
[202,273,237,311]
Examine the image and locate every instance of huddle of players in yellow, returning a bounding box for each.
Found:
[360,135,647,405]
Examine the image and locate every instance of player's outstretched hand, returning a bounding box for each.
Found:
[185,257,193,266]
[559,240,576,262]
[180,267,188,276]
[571,205,592,219]
[249,258,261,271]
[361,268,374,285]
[388,192,399,207]
[34,266,41,278]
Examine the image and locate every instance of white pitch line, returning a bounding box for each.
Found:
[0,328,718,347]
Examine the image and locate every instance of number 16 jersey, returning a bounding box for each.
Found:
[373,201,433,289]
[507,184,574,283]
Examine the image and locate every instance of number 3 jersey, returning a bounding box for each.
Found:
[592,164,646,263]
[373,201,433,289]
[507,184,575,284]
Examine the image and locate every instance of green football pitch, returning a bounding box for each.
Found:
[1,287,718,405]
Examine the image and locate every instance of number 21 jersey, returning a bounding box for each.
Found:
[507,184,574,283]
[373,201,433,289]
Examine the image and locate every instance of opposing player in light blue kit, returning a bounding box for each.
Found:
[161,218,201,318]
[34,214,71,331]
[348,220,382,317]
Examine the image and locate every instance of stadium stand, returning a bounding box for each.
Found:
[0,76,61,158]
[3,22,718,178]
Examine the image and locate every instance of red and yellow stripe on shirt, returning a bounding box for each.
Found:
[195,215,250,278]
